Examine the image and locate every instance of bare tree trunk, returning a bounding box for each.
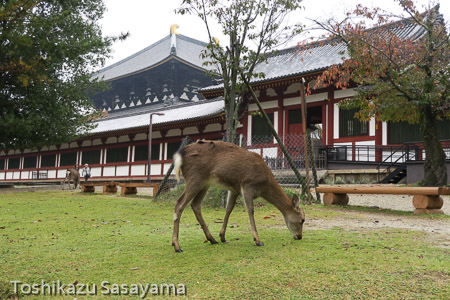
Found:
[419,106,447,186]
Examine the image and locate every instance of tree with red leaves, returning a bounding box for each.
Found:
[311,1,449,186]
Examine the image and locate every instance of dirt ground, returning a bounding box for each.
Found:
[311,193,450,248]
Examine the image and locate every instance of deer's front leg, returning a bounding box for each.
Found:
[219,191,239,243]
[242,188,263,246]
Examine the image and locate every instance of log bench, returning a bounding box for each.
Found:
[119,183,161,197]
[81,182,120,194]
[316,186,450,214]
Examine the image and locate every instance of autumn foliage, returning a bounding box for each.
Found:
[308,0,449,186]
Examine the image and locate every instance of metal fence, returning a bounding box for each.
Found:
[157,134,324,196]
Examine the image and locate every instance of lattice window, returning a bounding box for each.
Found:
[340,108,368,137]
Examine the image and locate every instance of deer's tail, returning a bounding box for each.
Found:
[174,152,183,183]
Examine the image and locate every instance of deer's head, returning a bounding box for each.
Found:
[284,194,305,240]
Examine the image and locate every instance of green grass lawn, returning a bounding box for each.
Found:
[0,191,448,299]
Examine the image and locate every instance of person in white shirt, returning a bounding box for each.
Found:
[82,163,91,183]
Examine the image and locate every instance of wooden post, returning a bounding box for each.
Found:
[300,79,312,203]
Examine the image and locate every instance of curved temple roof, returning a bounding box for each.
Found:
[90,98,224,134]
[93,34,214,82]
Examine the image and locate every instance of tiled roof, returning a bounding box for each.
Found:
[90,98,224,134]
[200,11,433,92]
[93,34,212,81]
[200,41,348,92]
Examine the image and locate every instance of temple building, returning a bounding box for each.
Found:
[0,17,448,184]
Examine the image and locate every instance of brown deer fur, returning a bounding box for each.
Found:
[62,169,80,190]
[172,140,305,252]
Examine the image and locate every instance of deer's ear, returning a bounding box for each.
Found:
[292,194,300,209]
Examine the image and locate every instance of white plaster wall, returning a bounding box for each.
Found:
[150,164,161,176]
[81,140,92,147]
[134,133,147,141]
[333,103,339,139]
[163,163,174,175]
[355,140,376,162]
[262,147,278,158]
[48,170,57,179]
[183,127,199,135]
[284,83,300,94]
[6,172,13,180]
[69,142,78,148]
[103,166,115,177]
[91,167,101,177]
[283,96,299,107]
[92,139,102,146]
[131,165,146,176]
[273,111,279,143]
[152,131,162,139]
[266,88,277,97]
[60,143,69,150]
[382,151,404,163]
[369,118,376,136]
[22,171,29,179]
[248,149,261,155]
[118,135,130,143]
[106,137,117,144]
[247,115,252,145]
[204,123,221,133]
[334,89,356,99]
[57,171,66,179]
[248,100,278,111]
[167,129,182,137]
[116,165,129,176]
[382,122,388,145]
[334,142,352,161]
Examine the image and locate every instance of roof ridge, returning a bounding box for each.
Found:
[97,98,224,122]
[176,34,209,47]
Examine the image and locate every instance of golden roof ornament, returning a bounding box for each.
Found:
[170,24,179,35]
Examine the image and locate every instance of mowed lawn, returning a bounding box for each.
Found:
[0,191,448,299]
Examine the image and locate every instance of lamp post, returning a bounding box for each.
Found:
[147,112,165,183]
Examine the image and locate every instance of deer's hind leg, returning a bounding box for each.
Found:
[190,186,218,245]
[219,191,239,242]
[172,184,206,252]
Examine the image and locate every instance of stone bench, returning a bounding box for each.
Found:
[120,183,161,197]
[316,186,450,214]
[81,182,120,194]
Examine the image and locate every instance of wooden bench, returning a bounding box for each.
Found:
[120,183,161,197]
[81,182,120,194]
[316,186,450,214]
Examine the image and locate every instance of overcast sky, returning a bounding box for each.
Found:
[100,0,449,67]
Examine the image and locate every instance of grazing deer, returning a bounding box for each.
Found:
[172,140,305,253]
[62,168,80,190]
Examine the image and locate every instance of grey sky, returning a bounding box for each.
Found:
[100,0,449,67]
